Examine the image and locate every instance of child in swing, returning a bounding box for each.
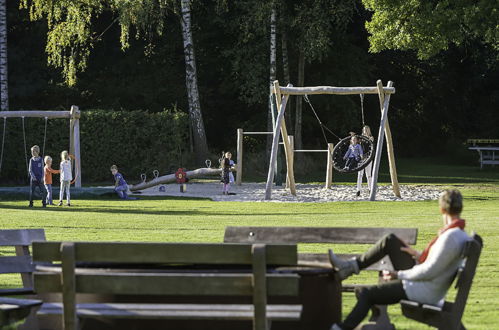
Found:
[343,135,363,171]
[220,152,235,195]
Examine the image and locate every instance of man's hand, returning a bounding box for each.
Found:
[382,270,398,281]
[401,246,421,259]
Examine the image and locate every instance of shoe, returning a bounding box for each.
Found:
[356,191,360,197]
[330,324,343,330]
[57,201,62,206]
[67,203,71,207]
[328,249,359,280]
[28,203,33,208]
[42,204,47,208]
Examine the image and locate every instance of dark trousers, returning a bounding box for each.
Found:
[30,179,47,206]
[340,234,416,330]
[345,157,359,170]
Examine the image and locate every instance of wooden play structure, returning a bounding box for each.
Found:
[0,106,81,187]
[266,80,400,201]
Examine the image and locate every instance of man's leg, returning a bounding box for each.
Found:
[357,233,415,271]
[338,280,407,330]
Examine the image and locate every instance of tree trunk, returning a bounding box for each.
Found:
[281,30,292,134]
[266,6,277,160]
[294,49,304,150]
[0,0,8,111]
[180,0,208,160]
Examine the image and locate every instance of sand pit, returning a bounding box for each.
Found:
[129,182,442,203]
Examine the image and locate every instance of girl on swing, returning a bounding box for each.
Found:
[356,125,373,196]
[343,135,363,171]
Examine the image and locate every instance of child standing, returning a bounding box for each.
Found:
[28,145,47,207]
[110,165,131,199]
[343,136,363,171]
[220,152,234,195]
[44,156,60,205]
[58,150,72,206]
[356,126,373,196]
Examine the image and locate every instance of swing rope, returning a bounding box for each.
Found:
[360,94,365,126]
[42,117,48,157]
[0,117,6,174]
[22,117,29,178]
[303,94,342,143]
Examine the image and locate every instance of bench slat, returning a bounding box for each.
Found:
[224,227,418,245]
[38,303,302,321]
[0,229,46,246]
[32,242,297,266]
[0,256,34,274]
[34,272,300,296]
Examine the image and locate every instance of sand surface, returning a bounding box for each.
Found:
[128,182,442,203]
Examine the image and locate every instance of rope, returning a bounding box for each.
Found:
[0,117,6,174]
[303,94,342,142]
[360,94,365,126]
[22,117,29,178]
[42,117,48,157]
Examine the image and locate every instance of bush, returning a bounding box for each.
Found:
[0,109,189,184]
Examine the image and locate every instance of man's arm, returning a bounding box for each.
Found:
[398,232,462,281]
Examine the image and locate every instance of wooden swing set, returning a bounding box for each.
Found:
[0,105,81,187]
[266,80,400,201]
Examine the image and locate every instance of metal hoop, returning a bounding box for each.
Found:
[153,170,159,179]
[140,173,147,183]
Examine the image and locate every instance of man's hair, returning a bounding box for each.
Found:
[31,145,40,153]
[439,189,463,215]
[110,165,118,171]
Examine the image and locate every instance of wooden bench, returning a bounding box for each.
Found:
[224,226,418,329]
[401,233,483,330]
[32,241,302,330]
[0,229,46,296]
[0,297,42,327]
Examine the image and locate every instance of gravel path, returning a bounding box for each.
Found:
[130,182,442,203]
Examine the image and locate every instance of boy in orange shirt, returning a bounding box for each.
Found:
[44,156,60,205]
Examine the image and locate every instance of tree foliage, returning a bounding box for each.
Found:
[362,0,499,59]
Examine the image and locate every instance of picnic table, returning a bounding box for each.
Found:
[468,146,499,168]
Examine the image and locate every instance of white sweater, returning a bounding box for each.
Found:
[60,160,72,181]
[398,228,469,306]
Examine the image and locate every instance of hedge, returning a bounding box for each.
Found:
[0,109,189,184]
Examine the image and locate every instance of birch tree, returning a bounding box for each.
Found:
[0,0,8,111]
[266,5,277,157]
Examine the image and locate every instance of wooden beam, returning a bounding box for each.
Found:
[252,244,267,330]
[236,128,243,185]
[273,81,296,196]
[0,111,73,119]
[286,135,294,189]
[70,106,82,188]
[325,143,334,189]
[61,242,77,330]
[278,86,395,96]
[376,81,400,198]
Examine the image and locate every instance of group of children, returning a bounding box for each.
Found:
[28,145,74,207]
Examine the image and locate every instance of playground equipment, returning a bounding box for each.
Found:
[0,106,81,187]
[266,80,400,201]
[129,167,222,191]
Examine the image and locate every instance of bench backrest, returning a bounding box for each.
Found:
[32,242,299,330]
[449,233,482,327]
[224,226,418,245]
[0,229,46,290]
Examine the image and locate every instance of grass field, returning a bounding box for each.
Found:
[0,159,498,329]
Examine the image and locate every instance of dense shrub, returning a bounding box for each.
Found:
[0,109,188,184]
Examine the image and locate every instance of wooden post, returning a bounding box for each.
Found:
[325,143,334,189]
[236,128,243,185]
[252,244,268,330]
[376,81,400,198]
[369,81,393,201]
[265,89,291,200]
[69,105,81,188]
[61,242,77,330]
[286,135,294,189]
[273,81,296,196]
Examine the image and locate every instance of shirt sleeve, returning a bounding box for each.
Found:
[29,159,35,179]
[48,167,60,174]
[398,232,462,281]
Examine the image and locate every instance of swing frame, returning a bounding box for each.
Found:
[266,80,400,201]
[0,105,82,187]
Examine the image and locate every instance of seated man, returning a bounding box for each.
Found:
[329,189,469,330]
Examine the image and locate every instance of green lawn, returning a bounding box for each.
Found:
[0,159,498,329]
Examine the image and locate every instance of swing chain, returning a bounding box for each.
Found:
[303,94,342,143]
[359,94,365,126]
[22,117,29,179]
[42,117,48,158]
[0,117,6,174]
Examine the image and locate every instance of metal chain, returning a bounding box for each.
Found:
[360,94,365,126]
[0,117,6,174]
[42,117,48,157]
[303,94,342,142]
[22,117,29,178]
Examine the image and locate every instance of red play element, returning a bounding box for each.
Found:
[175,168,187,184]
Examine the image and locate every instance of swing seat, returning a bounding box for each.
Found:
[332,135,375,173]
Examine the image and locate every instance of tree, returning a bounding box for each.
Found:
[362,0,499,59]
[20,0,209,158]
[0,0,8,111]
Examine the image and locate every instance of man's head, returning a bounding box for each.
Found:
[110,165,118,175]
[439,189,463,217]
[31,145,40,157]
